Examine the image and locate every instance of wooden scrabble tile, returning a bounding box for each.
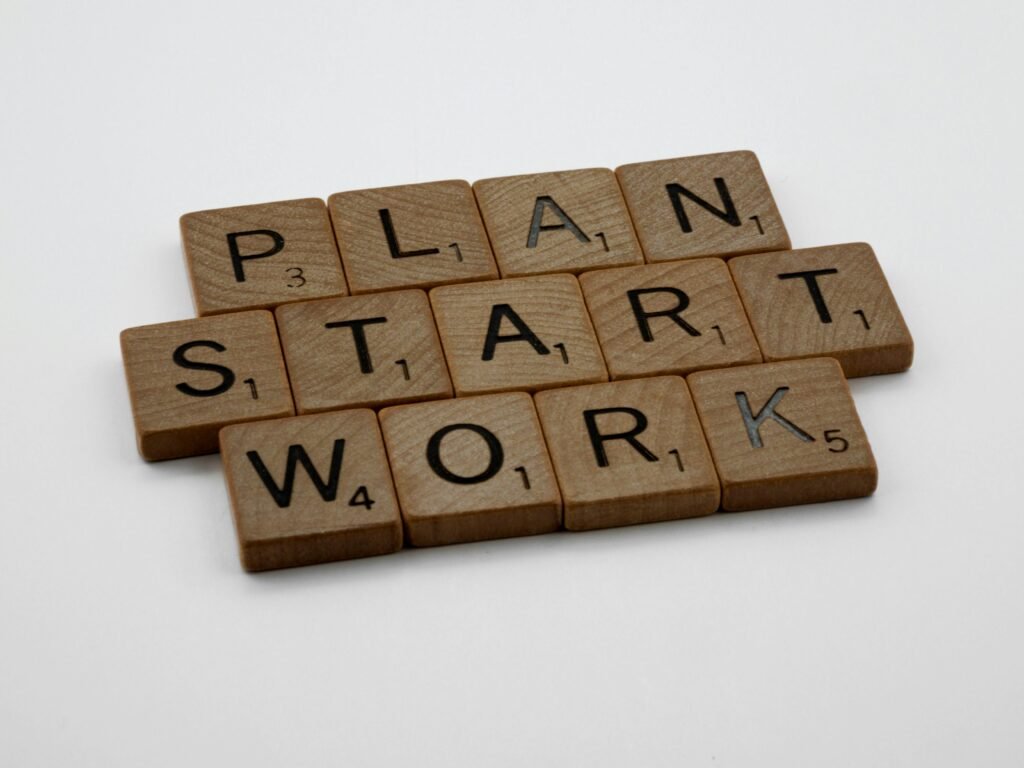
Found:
[430,274,608,396]
[120,311,294,461]
[579,258,762,379]
[220,410,402,571]
[328,180,498,294]
[687,358,876,512]
[181,198,347,316]
[534,377,719,531]
[729,243,914,377]
[616,150,790,263]
[275,289,452,413]
[473,167,644,277]
[379,393,561,547]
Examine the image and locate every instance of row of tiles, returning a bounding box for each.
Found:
[222,360,876,571]
[121,247,913,461]
[182,150,793,313]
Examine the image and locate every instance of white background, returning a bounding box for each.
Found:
[2,1,1022,765]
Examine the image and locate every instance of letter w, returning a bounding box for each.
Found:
[246,439,346,508]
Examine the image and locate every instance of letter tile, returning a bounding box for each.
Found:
[688,358,877,511]
[379,393,561,547]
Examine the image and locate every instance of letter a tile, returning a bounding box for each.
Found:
[729,242,914,377]
[473,167,643,277]
[220,410,402,571]
[430,274,607,396]
[120,311,294,461]
[616,151,790,262]
[379,393,561,547]
[535,377,719,531]
[181,198,348,316]
[688,358,877,512]
[328,180,498,294]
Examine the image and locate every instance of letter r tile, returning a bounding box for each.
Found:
[579,258,762,379]
[328,180,498,294]
[616,151,790,262]
[220,410,402,571]
[535,376,719,531]
[379,393,562,547]
[687,358,877,512]
[729,242,914,377]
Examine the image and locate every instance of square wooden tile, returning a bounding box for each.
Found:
[688,358,877,512]
[579,258,762,379]
[430,274,607,396]
[328,180,498,294]
[120,311,294,461]
[181,198,347,316]
[534,377,719,531]
[220,410,402,571]
[473,167,643,277]
[729,242,914,377]
[379,393,561,547]
[616,150,790,263]
[275,289,452,413]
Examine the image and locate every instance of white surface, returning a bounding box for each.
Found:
[2,1,1022,765]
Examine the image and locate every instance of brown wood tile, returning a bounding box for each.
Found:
[687,358,876,512]
[328,180,498,294]
[430,274,607,396]
[275,289,452,413]
[534,377,719,531]
[120,311,294,461]
[616,151,790,263]
[579,258,762,379]
[473,167,643,277]
[220,409,402,571]
[729,242,914,377]
[379,393,561,547]
[181,198,347,316]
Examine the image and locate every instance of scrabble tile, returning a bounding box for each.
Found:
[616,150,790,263]
[579,258,762,379]
[534,377,719,531]
[181,198,347,316]
[328,180,498,294]
[379,393,561,547]
[473,167,644,277]
[220,410,402,571]
[430,274,608,396]
[687,358,876,512]
[120,311,294,461]
[276,289,452,413]
[729,243,914,377]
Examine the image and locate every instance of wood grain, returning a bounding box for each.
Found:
[616,150,790,262]
[579,258,762,379]
[379,393,561,547]
[687,358,877,512]
[430,274,608,396]
[473,167,643,277]
[729,242,914,377]
[328,180,498,294]
[181,198,347,316]
[275,289,452,413]
[120,311,294,461]
[534,376,719,531]
[220,409,402,571]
